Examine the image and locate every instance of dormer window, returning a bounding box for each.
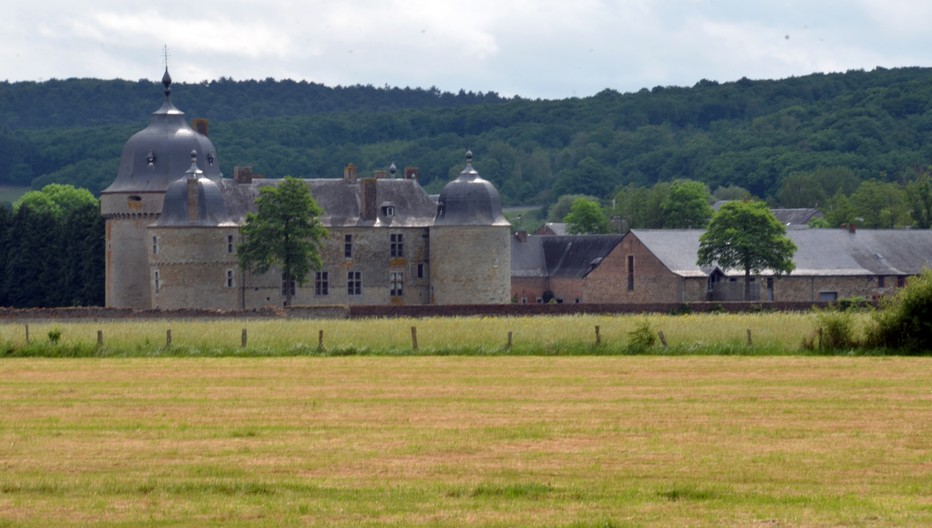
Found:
[207,152,215,166]
[381,205,395,217]
[146,150,156,167]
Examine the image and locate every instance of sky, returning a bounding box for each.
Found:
[4,0,932,99]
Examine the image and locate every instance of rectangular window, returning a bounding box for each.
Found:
[819,291,838,302]
[417,263,424,279]
[226,269,234,288]
[227,235,234,253]
[627,255,635,292]
[282,275,296,297]
[154,270,160,294]
[152,235,159,255]
[390,233,404,257]
[347,271,361,296]
[390,272,404,296]
[878,276,885,288]
[897,275,906,288]
[315,271,329,296]
[344,234,353,258]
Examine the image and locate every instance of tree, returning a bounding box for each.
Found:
[564,198,610,234]
[697,201,796,301]
[547,194,599,223]
[907,171,932,229]
[661,180,713,228]
[237,177,328,306]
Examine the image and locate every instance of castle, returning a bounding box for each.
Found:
[100,70,511,310]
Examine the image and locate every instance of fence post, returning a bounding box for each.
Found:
[25,324,30,345]
[507,331,513,350]
[746,329,752,346]
[658,331,668,348]
[97,330,103,351]
[595,325,601,345]
[318,330,325,352]
[411,326,418,351]
[818,327,823,351]
[166,329,172,348]
[241,328,248,348]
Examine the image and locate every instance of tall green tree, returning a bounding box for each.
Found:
[661,180,713,228]
[563,197,610,234]
[238,177,328,306]
[697,201,796,301]
[907,172,932,229]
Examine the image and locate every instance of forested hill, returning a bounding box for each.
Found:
[3,66,932,207]
[0,78,508,129]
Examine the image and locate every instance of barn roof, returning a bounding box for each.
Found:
[628,228,932,277]
[512,235,624,278]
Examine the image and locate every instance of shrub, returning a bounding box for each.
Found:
[47,328,62,345]
[814,308,857,350]
[865,269,932,352]
[627,320,657,352]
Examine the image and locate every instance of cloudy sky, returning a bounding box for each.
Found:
[3,0,932,99]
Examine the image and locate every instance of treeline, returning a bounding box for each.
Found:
[0,185,104,307]
[4,67,932,210]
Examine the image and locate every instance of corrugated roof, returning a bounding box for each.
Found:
[630,228,932,277]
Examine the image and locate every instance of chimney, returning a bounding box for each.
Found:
[187,177,199,223]
[343,163,358,183]
[404,167,418,180]
[360,178,378,220]
[515,231,528,243]
[848,223,857,234]
[192,118,209,136]
[234,166,253,184]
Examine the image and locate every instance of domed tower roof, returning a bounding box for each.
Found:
[102,68,221,194]
[434,150,509,227]
[154,151,233,227]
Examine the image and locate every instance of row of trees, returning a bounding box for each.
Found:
[556,167,932,234]
[0,185,103,307]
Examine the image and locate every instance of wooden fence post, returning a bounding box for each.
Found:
[166,329,172,347]
[595,325,601,345]
[318,330,325,352]
[658,331,668,348]
[507,331,513,350]
[25,324,29,345]
[241,328,248,348]
[97,330,103,351]
[411,326,418,351]
[746,329,753,346]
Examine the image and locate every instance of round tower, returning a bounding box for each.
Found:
[148,151,239,310]
[429,151,511,304]
[100,68,222,308]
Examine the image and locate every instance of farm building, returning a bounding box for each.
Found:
[513,228,932,304]
[100,70,510,310]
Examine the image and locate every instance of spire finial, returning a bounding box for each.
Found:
[162,46,172,98]
[465,149,473,164]
[389,162,397,178]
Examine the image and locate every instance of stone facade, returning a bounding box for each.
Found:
[104,74,510,310]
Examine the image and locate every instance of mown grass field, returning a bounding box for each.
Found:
[0,356,929,527]
[0,312,875,356]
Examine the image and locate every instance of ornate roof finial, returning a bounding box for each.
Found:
[465,149,473,164]
[162,45,172,99]
[389,162,397,178]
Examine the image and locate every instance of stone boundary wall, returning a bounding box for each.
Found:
[0,301,850,322]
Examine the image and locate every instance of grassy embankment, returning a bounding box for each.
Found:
[0,356,929,526]
[0,312,881,357]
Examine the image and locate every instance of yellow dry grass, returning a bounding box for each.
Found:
[1,356,929,527]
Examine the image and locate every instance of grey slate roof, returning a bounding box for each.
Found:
[154,159,235,227]
[103,69,221,194]
[536,222,568,236]
[512,235,624,278]
[434,152,509,227]
[770,208,823,227]
[220,177,437,228]
[630,228,932,277]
